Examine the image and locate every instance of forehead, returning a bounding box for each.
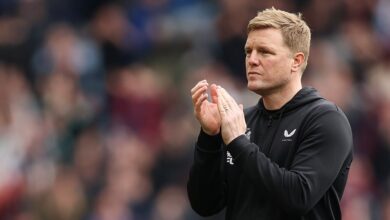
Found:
[245,28,285,48]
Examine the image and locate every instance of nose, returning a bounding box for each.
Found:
[247,50,259,66]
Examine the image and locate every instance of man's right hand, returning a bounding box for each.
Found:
[191,80,221,135]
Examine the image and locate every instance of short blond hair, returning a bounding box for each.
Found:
[248,7,311,71]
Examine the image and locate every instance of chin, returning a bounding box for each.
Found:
[247,82,273,96]
[247,82,263,93]
[247,80,262,89]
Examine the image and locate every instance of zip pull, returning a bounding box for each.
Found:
[267,116,273,127]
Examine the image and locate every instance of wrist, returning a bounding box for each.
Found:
[202,127,220,136]
[227,134,252,165]
[224,132,245,145]
[197,129,222,152]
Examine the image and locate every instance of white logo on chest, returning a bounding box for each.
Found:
[284,129,296,137]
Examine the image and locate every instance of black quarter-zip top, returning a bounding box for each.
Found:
[188,87,353,220]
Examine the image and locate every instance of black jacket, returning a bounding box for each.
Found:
[187,87,353,220]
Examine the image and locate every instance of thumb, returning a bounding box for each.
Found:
[239,104,244,110]
[210,84,218,104]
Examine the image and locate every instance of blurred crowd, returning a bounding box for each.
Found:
[0,0,389,219]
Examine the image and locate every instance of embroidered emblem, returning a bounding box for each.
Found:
[227,151,234,165]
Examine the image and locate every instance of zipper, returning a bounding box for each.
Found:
[267,115,273,127]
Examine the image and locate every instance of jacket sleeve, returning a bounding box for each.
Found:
[228,110,353,215]
[187,129,227,216]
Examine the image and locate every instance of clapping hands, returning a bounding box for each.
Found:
[191,80,247,145]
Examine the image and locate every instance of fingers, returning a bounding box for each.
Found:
[210,84,218,104]
[190,80,208,95]
[216,86,231,116]
[191,80,208,107]
[217,86,239,111]
[191,81,244,117]
[218,87,233,110]
[194,92,208,113]
[192,84,207,105]
[216,89,227,116]
[216,87,228,114]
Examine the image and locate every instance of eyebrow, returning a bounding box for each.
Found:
[244,45,275,52]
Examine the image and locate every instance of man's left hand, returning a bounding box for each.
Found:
[216,86,247,145]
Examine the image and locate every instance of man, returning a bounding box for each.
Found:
[187,7,353,220]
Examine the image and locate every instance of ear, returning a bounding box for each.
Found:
[291,52,305,73]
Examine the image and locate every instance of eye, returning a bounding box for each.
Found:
[260,49,271,55]
[245,48,251,56]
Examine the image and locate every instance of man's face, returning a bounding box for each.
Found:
[245,28,295,95]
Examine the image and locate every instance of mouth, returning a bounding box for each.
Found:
[247,71,262,76]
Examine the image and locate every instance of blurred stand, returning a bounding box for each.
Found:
[0,0,389,219]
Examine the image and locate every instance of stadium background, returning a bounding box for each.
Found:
[0,0,389,219]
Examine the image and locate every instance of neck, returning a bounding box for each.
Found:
[262,82,302,110]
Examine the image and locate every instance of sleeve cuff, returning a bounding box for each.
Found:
[196,129,223,152]
[227,134,253,163]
